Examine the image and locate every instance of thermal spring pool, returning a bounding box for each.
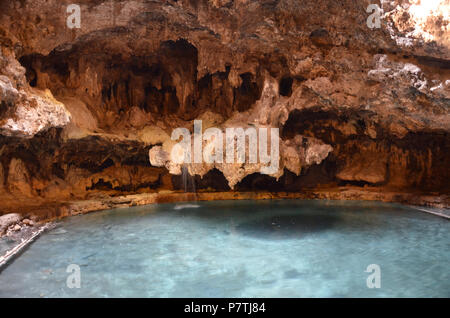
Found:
[0,199,449,297]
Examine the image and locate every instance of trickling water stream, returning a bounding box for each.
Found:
[181,165,196,193]
[0,200,448,297]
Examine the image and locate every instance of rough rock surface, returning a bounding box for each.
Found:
[0,213,21,234]
[0,0,448,216]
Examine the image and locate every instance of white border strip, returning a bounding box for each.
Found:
[409,206,450,220]
[0,223,52,269]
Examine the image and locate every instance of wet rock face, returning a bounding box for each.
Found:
[0,0,449,211]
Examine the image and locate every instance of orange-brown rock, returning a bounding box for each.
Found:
[0,0,448,219]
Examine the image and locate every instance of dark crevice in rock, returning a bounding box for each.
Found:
[86,175,161,192]
[235,173,282,192]
[19,55,38,87]
[172,168,231,192]
[279,76,293,97]
[234,72,263,112]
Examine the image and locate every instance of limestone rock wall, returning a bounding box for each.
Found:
[0,0,448,212]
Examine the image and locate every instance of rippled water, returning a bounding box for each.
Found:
[0,200,448,297]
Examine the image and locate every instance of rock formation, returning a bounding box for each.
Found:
[0,0,448,217]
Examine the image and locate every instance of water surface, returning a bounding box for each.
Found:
[0,199,448,297]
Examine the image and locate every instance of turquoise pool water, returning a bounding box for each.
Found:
[0,200,448,297]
